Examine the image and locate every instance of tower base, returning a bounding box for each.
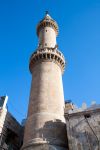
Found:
[21,144,67,150]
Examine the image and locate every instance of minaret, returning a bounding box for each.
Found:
[22,13,68,150]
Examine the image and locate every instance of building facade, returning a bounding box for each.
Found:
[0,96,23,150]
[65,104,100,150]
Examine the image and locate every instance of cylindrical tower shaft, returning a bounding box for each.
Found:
[39,27,57,48]
[22,13,68,150]
[28,61,64,118]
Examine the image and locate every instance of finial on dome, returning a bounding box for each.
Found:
[45,11,51,18]
[45,11,49,15]
[44,11,51,20]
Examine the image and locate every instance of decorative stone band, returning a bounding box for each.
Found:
[21,137,67,150]
[29,47,65,74]
[37,19,59,36]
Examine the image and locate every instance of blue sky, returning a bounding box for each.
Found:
[0,0,100,123]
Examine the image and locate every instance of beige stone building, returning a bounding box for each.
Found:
[22,12,68,150]
[65,103,100,150]
[21,13,100,150]
[0,13,100,150]
[0,96,23,149]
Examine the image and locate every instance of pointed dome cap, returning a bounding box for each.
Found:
[44,12,52,20]
[37,12,59,36]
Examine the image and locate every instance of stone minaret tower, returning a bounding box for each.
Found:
[22,13,68,150]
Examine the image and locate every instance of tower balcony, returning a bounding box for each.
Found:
[29,47,66,74]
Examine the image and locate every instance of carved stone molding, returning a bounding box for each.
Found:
[37,17,58,36]
[29,47,65,74]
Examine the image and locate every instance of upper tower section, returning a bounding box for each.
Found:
[29,13,65,74]
[37,12,58,48]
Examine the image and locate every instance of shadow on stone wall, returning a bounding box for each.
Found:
[37,119,69,149]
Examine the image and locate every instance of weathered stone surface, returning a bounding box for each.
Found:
[22,13,68,150]
[22,61,68,149]
[65,108,100,150]
[0,107,23,149]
